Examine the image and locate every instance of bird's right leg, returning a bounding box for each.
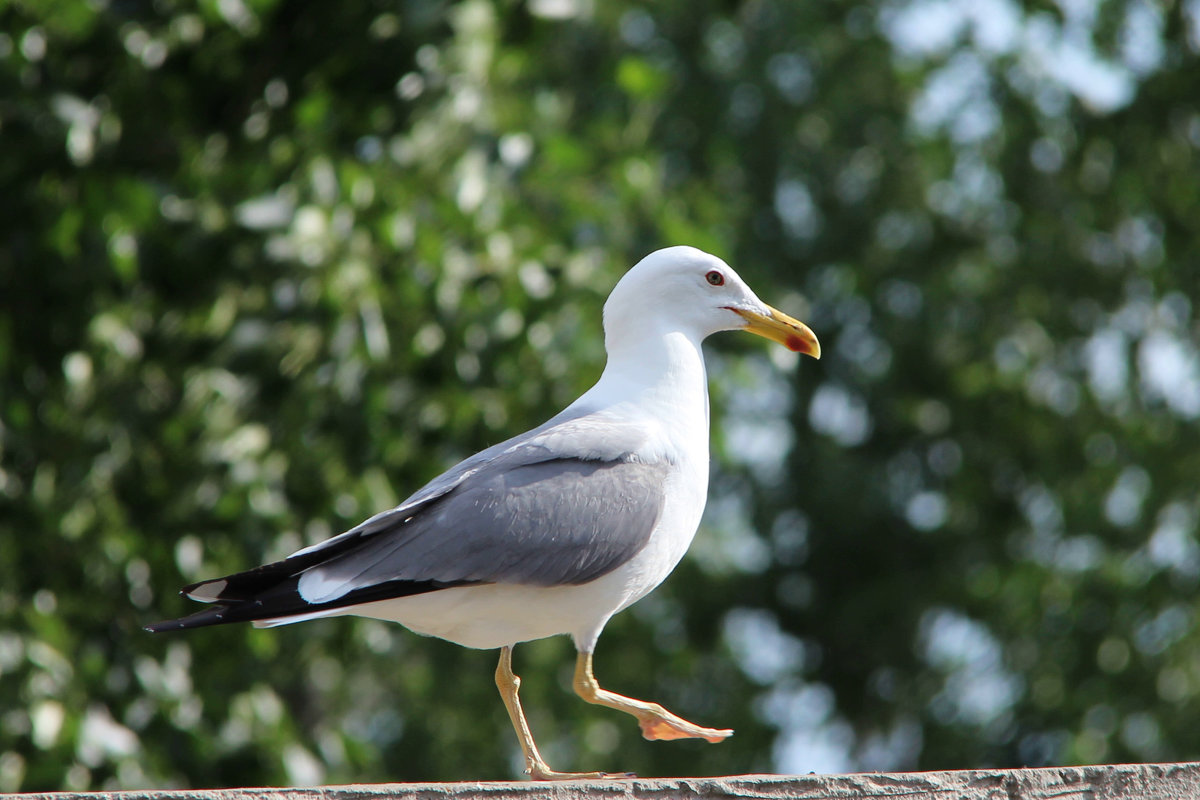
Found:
[572,651,733,743]
[495,646,629,781]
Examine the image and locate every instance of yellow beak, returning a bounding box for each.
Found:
[730,305,821,359]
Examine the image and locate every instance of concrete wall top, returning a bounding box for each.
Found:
[7,762,1199,800]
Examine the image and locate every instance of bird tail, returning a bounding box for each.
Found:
[143,562,315,632]
[145,560,476,633]
[142,532,372,633]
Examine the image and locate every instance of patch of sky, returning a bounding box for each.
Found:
[717,352,795,485]
[920,608,1022,725]
[835,318,893,381]
[723,608,806,685]
[1133,605,1193,656]
[906,490,949,531]
[1146,501,1200,579]
[1137,330,1200,419]
[1084,327,1129,408]
[911,51,999,142]
[1021,11,1135,113]
[235,189,296,230]
[809,383,873,447]
[693,490,771,576]
[1186,0,1200,52]
[1104,466,1151,528]
[856,715,923,771]
[880,0,1166,132]
[878,0,1021,59]
[775,178,822,240]
[1121,0,1166,75]
[760,681,856,774]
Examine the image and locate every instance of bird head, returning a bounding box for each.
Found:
[603,246,821,358]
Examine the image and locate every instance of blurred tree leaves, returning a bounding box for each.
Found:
[1,0,1199,791]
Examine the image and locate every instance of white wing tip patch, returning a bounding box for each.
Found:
[297,569,350,605]
[186,580,227,603]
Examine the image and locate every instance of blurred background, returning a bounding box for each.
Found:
[2,0,1199,790]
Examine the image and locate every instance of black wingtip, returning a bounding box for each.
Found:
[144,619,185,633]
[143,605,235,632]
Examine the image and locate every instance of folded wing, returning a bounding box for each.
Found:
[146,413,669,632]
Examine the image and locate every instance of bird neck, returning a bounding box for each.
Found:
[582,329,711,436]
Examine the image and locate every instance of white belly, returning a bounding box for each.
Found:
[344,579,625,650]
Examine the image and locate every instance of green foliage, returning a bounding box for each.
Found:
[2,0,1198,790]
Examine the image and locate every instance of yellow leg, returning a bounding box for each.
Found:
[573,651,733,743]
[495,646,632,781]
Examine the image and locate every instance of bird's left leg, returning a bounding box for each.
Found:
[572,651,733,743]
[496,646,624,780]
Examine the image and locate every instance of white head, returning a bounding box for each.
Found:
[603,246,820,357]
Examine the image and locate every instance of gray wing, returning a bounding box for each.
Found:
[287,404,648,561]
[148,407,673,630]
[296,454,670,604]
[291,407,671,604]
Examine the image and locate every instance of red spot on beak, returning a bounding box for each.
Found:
[785,335,804,352]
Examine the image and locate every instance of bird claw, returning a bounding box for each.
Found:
[638,714,733,743]
[527,763,635,781]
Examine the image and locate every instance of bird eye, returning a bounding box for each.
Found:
[705,270,724,286]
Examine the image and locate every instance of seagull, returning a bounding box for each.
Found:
[147,246,820,780]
